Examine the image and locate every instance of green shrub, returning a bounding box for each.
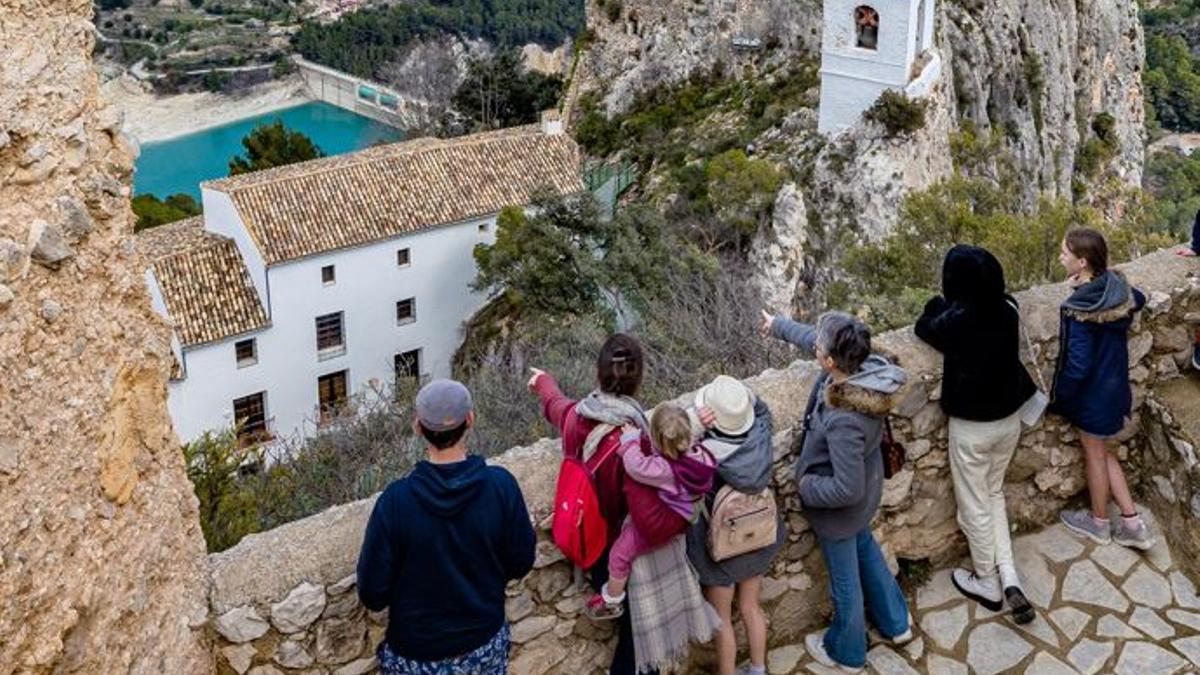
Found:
[1023,52,1045,134]
[863,90,929,137]
[573,93,621,156]
[1092,112,1117,146]
[131,193,202,231]
[705,149,784,243]
[184,429,263,553]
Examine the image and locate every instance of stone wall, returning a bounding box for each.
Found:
[206,249,1200,675]
[1138,342,1200,583]
[0,0,212,672]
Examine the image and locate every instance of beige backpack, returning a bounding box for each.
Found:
[706,485,778,562]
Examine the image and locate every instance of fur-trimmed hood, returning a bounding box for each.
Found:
[825,354,907,416]
[1063,270,1143,324]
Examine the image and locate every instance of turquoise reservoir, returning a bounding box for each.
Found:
[133,101,405,201]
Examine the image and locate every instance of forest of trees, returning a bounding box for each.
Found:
[294,0,584,81]
[1143,2,1200,132]
[451,50,562,129]
[131,193,202,231]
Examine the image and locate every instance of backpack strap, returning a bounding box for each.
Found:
[585,424,622,473]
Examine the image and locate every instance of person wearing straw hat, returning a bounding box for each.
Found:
[914,245,1039,625]
[685,375,783,675]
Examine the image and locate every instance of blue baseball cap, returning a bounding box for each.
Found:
[415,379,473,431]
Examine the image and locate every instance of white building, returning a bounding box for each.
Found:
[818,0,940,135]
[140,123,582,446]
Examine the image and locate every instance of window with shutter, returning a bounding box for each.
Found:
[317,370,348,426]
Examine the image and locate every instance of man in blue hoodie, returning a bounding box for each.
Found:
[357,379,536,674]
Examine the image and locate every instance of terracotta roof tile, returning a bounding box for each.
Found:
[203,126,583,265]
[136,216,212,259]
[139,222,269,348]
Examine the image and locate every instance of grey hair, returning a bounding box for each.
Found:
[815,311,872,374]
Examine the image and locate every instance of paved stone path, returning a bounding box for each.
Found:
[766,520,1200,674]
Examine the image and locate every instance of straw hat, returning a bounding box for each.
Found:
[695,375,755,436]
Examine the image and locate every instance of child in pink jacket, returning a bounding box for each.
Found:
[585,404,717,620]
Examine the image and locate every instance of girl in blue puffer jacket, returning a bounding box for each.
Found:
[1051,228,1154,551]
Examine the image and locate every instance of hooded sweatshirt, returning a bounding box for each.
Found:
[771,317,907,539]
[1050,270,1145,437]
[356,455,535,661]
[914,244,1037,421]
[618,428,717,522]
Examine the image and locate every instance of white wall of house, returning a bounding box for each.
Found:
[818,0,937,135]
[201,187,270,309]
[165,214,498,445]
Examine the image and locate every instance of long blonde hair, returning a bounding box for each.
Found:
[650,404,692,460]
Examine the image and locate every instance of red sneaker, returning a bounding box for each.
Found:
[583,593,625,621]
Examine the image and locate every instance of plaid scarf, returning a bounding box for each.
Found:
[627,534,720,673]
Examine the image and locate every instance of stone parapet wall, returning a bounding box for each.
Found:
[207,250,1200,675]
[1138,373,1200,582]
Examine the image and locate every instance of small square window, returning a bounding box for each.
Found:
[478,222,490,233]
[316,311,345,358]
[397,248,411,267]
[321,265,336,285]
[396,298,416,325]
[235,338,258,368]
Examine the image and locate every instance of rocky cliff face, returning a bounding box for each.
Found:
[584,0,1144,191]
[943,0,1145,195]
[583,0,1145,308]
[794,0,1145,301]
[0,1,211,672]
[582,0,822,114]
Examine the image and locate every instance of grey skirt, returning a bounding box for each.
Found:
[685,512,785,588]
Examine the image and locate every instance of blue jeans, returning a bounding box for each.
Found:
[817,527,910,668]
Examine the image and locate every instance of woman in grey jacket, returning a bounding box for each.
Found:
[762,310,911,672]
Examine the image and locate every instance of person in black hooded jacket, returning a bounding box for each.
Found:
[357,379,535,674]
[915,245,1037,625]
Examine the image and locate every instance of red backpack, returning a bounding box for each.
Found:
[552,436,620,569]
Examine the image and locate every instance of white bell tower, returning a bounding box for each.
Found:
[817,0,937,135]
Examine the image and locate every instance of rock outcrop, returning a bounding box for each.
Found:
[582,0,822,114]
[583,0,1143,192]
[0,1,211,672]
[942,0,1145,194]
[748,182,811,314]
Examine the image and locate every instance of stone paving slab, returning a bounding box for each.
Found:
[1026,652,1076,675]
[1047,606,1091,641]
[765,518,1200,675]
[1130,606,1176,640]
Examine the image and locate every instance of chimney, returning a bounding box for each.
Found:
[540,109,564,136]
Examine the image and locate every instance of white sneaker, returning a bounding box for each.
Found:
[951,568,1003,612]
[804,631,864,673]
[867,617,914,646]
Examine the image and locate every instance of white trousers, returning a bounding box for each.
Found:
[948,412,1022,580]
